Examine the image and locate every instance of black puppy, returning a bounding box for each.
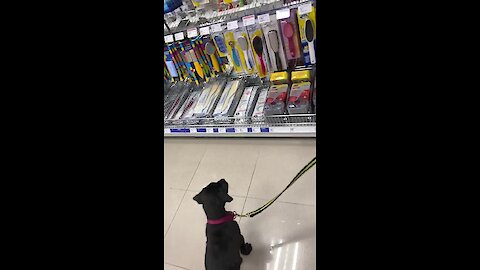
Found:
[193,179,252,270]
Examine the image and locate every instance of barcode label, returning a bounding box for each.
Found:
[212,23,222,33]
[187,28,198,38]
[199,27,210,36]
[298,3,313,15]
[257,14,271,24]
[174,32,184,41]
[227,20,239,30]
[276,8,290,20]
[164,35,174,43]
[242,15,256,26]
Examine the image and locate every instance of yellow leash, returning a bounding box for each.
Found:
[234,157,316,218]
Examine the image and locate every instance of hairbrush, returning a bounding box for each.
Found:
[237,36,253,71]
[305,19,316,64]
[281,21,296,58]
[268,30,282,70]
[252,36,266,75]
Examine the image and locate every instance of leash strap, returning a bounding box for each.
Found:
[235,157,316,218]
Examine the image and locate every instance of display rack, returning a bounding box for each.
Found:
[164,0,313,35]
[163,0,317,138]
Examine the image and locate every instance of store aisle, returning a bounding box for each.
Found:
[164,138,316,270]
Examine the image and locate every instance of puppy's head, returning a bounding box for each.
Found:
[193,179,233,206]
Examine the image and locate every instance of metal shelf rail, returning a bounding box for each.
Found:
[164,113,316,137]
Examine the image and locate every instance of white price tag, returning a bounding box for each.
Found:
[276,8,291,20]
[257,14,271,24]
[237,127,246,133]
[206,128,214,133]
[199,26,210,36]
[298,3,313,15]
[211,23,222,33]
[227,20,239,30]
[164,128,171,134]
[190,128,197,133]
[242,15,256,26]
[252,127,261,133]
[164,35,174,43]
[219,127,226,133]
[174,32,185,41]
[187,28,198,38]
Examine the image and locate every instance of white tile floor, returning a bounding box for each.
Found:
[164,138,316,270]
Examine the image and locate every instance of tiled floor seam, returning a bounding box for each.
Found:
[164,262,191,270]
[169,187,316,207]
[238,150,260,223]
[164,148,208,238]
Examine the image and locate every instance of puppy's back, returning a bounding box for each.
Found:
[205,221,242,269]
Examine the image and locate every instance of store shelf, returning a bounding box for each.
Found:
[164,114,316,137]
[164,0,314,36]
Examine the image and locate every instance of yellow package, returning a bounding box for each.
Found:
[234,29,255,75]
[291,70,311,83]
[224,31,245,73]
[248,28,268,78]
[270,71,289,84]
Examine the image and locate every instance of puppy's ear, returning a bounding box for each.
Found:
[217,179,233,203]
[218,179,229,193]
[219,193,233,203]
[193,192,204,204]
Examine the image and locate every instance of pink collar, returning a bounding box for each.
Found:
[207,212,235,225]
